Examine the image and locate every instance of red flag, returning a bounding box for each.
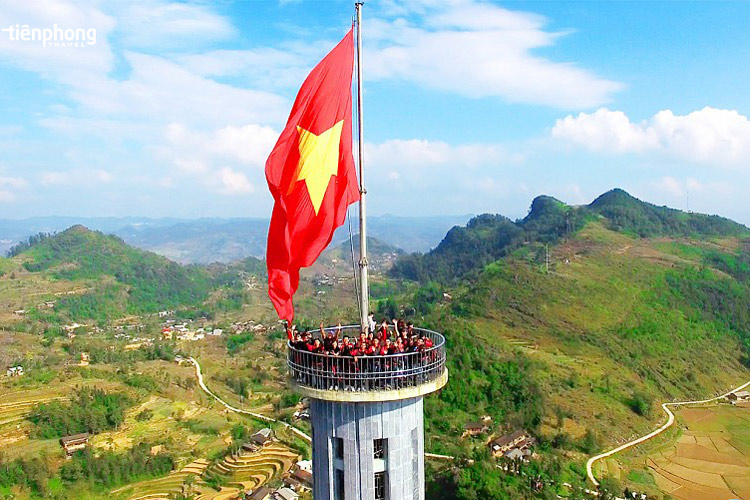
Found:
[265,29,359,322]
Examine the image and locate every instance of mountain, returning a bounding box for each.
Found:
[1,215,472,263]
[115,218,269,264]
[313,235,405,275]
[0,216,184,256]
[391,189,748,282]
[7,225,241,321]
[589,188,746,237]
[382,189,750,498]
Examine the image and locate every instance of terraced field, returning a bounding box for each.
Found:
[115,443,299,500]
[646,405,750,500]
[0,398,64,426]
[0,395,69,448]
[205,443,299,492]
[113,458,210,500]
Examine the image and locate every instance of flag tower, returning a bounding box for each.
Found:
[269,4,448,500]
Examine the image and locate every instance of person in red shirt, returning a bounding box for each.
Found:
[378,340,389,356]
[379,319,389,340]
[395,337,404,353]
[385,338,398,355]
[309,338,323,354]
[365,339,379,356]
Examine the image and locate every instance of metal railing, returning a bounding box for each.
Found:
[287,325,446,393]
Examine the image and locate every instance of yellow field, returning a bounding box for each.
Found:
[114,442,299,500]
[643,405,750,500]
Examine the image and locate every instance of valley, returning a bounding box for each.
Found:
[1,189,750,499]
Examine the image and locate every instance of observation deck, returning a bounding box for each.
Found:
[287,325,448,402]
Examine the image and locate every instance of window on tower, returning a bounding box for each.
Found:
[333,437,344,459]
[373,438,387,460]
[374,471,387,500]
[335,469,345,500]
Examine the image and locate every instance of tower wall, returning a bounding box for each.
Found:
[310,397,425,500]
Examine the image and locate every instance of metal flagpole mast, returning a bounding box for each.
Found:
[355,1,369,332]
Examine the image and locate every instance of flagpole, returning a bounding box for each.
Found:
[355,1,369,333]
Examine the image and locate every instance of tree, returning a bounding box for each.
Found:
[598,476,622,500]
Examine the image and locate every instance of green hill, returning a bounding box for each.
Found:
[383,191,750,498]
[391,188,748,283]
[9,225,231,321]
[589,188,746,237]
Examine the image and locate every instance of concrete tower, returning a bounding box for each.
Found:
[287,326,448,500]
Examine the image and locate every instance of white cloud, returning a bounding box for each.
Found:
[174,158,208,174]
[367,0,622,108]
[208,124,279,166]
[552,107,750,166]
[0,176,26,189]
[0,175,27,202]
[64,51,286,127]
[652,176,732,198]
[39,169,114,186]
[366,138,513,168]
[39,172,70,186]
[114,1,235,50]
[657,176,683,197]
[551,108,659,153]
[217,167,253,195]
[163,122,274,196]
[176,46,315,91]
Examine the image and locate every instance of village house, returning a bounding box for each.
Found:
[272,487,299,500]
[728,390,750,403]
[79,352,90,367]
[504,447,532,461]
[245,486,272,500]
[174,355,191,366]
[292,409,309,420]
[283,464,313,491]
[489,430,533,458]
[60,433,89,457]
[296,460,312,472]
[251,428,274,447]
[62,322,84,333]
[6,366,24,377]
[462,421,489,437]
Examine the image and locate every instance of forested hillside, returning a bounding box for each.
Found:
[391,189,747,283]
[8,225,261,322]
[380,190,750,498]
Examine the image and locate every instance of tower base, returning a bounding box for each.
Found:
[310,397,425,500]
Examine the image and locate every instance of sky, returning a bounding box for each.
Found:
[1,0,750,224]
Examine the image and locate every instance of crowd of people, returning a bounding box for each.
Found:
[286,313,434,357]
[286,313,441,391]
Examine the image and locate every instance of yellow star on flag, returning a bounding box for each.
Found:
[291,120,344,215]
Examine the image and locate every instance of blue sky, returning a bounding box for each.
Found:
[1,0,750,225]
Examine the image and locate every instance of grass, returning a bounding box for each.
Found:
[447,221,750,450]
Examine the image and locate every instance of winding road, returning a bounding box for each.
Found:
[189,357,312,443]
[586,378,750,486]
